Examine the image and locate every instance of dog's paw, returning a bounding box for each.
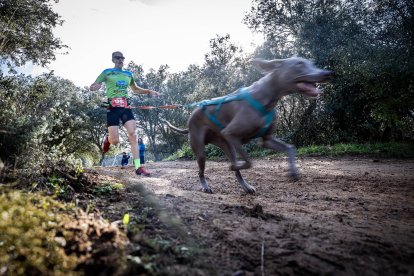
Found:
[244,185,256,194]
[202,187,213,194]
[290,173,300,181]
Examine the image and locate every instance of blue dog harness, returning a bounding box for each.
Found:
[192,88,276,138]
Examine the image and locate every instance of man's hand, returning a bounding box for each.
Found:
[149,90,161,97]
[90,83,102,91]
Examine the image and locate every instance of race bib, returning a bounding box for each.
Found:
[111,97,128,108]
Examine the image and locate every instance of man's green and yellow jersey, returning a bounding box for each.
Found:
[95,68,134,99]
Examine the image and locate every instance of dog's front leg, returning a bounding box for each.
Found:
[214,140,256,194]
[262,137,299,180]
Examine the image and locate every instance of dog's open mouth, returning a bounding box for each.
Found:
[296,82,320,97]
[295,71,333,97]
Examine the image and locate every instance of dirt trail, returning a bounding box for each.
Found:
[97,157,414,275]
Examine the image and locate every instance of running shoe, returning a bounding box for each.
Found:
[135,166,151,177]
[102,135,110,153]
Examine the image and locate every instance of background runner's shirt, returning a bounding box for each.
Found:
[139,143,145,157]
[95,68,134,99]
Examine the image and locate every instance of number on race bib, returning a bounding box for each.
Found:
[111,97,128,107]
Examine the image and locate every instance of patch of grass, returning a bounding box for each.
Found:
[92,182,124,196]
[296,143,414,158]
[249,148,273,158]
[164,143,225,161]
[165,142,414,161]
[46,175,70,199]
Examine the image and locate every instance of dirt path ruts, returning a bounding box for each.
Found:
[97,157,414,275]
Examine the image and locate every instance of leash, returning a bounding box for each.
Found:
[128,101,206,110]
[128,104,182,109]
[103,96,222,110]
[103,88,275,137]
[101,101,184,109]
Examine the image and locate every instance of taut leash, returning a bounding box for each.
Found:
[128,105,182,109]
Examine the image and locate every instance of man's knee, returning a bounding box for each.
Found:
[109,137,120,145]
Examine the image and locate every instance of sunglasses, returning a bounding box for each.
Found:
[114,56,125,60]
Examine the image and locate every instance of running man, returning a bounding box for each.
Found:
[89,51,160,176]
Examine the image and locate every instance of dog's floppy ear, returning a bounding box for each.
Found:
[251,58,283,74]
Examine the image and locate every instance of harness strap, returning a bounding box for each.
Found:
[199,88,276,138]
[202,105,226,129]
[242,91,276,138]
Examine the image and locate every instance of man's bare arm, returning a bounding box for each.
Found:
[90,82,102,91]
[130,81,160,96]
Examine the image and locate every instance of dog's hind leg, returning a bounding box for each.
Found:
[197,155,212,193]
[214,140,256,194]
[235,170,256,194]
[262,137,299,180]
[189,131,213,193]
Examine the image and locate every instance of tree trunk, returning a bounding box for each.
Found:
[149,135,159,161]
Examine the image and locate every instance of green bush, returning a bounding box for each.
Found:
[0,190,129,275]
[0,191,79,275]
[297,143,414,158]
[164,142,226,161]
[205,144,224,159]
[164,142,195,160]
[92,182,124,197]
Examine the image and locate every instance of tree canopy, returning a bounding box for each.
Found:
[0,0,66,71]
[1,0,413,173]
[244,0,414,143]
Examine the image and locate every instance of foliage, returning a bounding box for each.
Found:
[0,191,79,275]
[0,72,105,176]
[0,189,130,275]
[296,142,414,158]
[158,65,202,155]
[1,0,413,170]
[196,34,246,99]
[166,141,414,161]
[127,63,171,161]
[244,0,414,145]
[0,0,67,70]
[164,142,195,160]
[92,182,124,197]
[0,0,105,177]
[164,142,227,161]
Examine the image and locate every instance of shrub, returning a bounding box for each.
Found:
[164,142,195,160]
[0,191,79,275]
[0,190,129,275]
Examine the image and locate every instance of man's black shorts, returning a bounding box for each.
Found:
[107,107,135,126]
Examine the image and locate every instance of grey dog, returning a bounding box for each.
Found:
[165,57,333,194]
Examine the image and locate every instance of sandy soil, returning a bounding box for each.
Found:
[97,156,414,275]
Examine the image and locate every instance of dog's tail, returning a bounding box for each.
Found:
[161,119,189,134]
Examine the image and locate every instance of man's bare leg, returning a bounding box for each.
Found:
[123,120,138,160]
[108,126,120,145]
[124,120,150,176]
[102,126,120,153]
